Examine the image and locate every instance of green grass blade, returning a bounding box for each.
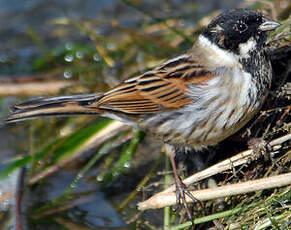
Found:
[0,118,112,180]
[0,139,59,180]
[51,118,112,163]
[102,129,145,184]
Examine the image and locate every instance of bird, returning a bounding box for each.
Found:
[6,9,280,220]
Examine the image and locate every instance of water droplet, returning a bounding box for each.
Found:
[60,126,71,136]
[76,51,84,59]
[124,162,131,168]
[70,183,77,189]
[96,176,103,182]
[93,53,100,62]
[64,54,74,62]
[76,174,83,180]
[63,70,73,79]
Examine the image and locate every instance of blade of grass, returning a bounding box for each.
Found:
[0,139,59,180]
[28,120,127,185]
[117,151,162,212]
[51,118,112,163]
[102,129,145,184]
[263,202,280,230]
[0,118,116,180]
[170,206,247,230]
[65,131,131,194]
[256,212,291,230]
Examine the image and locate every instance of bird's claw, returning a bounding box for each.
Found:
[174,176,197,223]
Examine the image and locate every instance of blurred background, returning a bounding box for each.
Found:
[0,0,290,229]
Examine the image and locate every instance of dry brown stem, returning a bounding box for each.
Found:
[0,81,75,96]
[138,133,291,210]
[138,172,291,210]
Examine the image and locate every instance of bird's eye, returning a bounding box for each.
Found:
[234,22,248,33]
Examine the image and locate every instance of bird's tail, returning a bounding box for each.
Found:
[5,93,104,123]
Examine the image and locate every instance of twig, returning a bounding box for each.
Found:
[269,133,291,146]
[138,133,291,210]
[160,134,290,194]
[138,172,291,210]
[0,81,75,96]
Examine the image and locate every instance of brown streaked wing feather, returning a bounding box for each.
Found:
[94,54,215,114]
[95,81,161,113]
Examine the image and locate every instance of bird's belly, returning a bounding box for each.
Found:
[139,102,261,150]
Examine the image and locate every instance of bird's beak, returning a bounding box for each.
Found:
[259,17,280,31]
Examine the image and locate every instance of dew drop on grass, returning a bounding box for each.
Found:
[93,53,100,62]
[124,162,131,168]
[76,51,84,59]
[96,175,104,182]
[63,70,73,79]
[64,54,74,62]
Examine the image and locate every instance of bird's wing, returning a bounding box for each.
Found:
[94,54,215,114]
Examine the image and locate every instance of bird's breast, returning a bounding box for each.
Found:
[139,67,265,149]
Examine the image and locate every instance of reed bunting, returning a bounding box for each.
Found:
[6,9,280,219]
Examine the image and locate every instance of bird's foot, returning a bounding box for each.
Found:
[165,143,202,225]
[173,174,197,223]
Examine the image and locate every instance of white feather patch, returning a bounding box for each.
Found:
[239,37,256,56]
[198,35,239,67]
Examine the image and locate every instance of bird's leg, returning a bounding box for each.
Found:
[164,143,196,222]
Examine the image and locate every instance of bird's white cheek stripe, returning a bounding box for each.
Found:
[239,38,257,55]
[198,35,239,67]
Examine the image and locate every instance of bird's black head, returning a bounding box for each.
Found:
[202,9,280,55]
